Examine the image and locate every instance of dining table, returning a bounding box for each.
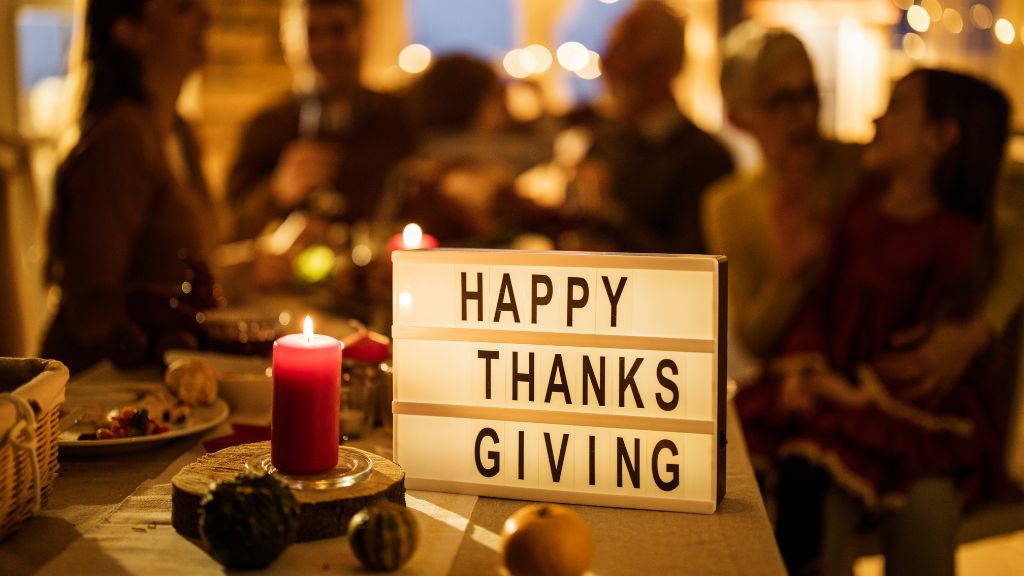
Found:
[0,303,785,575]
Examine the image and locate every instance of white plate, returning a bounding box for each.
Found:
[58,382,230,455]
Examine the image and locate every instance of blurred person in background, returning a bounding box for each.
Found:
[766,68,1011,576]
[703,28,861,574]
[397,54,559,246]
[226,0,415,241]
[705,24,1024,575]
[577,0,734,254]
[43,0,218,372]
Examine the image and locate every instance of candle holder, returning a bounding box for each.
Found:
[245,446,373,490]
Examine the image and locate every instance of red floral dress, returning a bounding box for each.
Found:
[737,183,1006,509]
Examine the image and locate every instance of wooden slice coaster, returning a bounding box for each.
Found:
[172,441,405,542]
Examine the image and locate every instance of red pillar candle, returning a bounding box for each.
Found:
[272,315,341,474]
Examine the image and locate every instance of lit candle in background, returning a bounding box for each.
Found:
[272,315,341,474]
[388,223,439,259]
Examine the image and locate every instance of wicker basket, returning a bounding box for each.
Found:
[0,358,67,541]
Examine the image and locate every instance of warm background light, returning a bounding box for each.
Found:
[970,4,993,29]
[523,44,553,74]
[907,5,931,32]
[398,43,432,73]
[902,32,926,60]
[892,0,913,10]
[994,18,1016,44]
[920,0,942,22]
[503,49,530,79]
[556,41,591,72]
[575,50,602,80]
[942,8,964,34]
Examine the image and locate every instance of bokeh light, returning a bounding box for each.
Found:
[907,5,931,32]
[523,44,553,74]
[994,18,1016,44]
[942,8,964,33]
[575,50,602,80]
[398,44,432,74]
[892,0,913,10]
[920,0,942,22]
[503,49,530,79]
[556,41,591,72]
[970,4,993,29]
[902,32,926,59]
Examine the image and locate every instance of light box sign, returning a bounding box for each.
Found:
[392,250,727,513]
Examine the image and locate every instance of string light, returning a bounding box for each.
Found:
[907,5,931,32]
[575,51,602,80]
[398,44,431,74]
[523,44,553,74]
[970,4,993,29]
[503,49,530,79]
[902,32,926,59]
[994,18,1016,44]
[942,8,963,33]
[556,41,591,72]
[920,0,942,22]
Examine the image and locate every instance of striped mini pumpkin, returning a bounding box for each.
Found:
[348,502,419,571]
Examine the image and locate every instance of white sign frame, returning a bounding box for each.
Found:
[392,249,727,513]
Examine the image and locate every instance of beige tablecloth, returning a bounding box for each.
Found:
[0,362,784,575]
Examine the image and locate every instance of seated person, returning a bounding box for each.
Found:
[397,54,560,247]
[43,0,218,372]
[579,0,734,254]
[226,0,415,241]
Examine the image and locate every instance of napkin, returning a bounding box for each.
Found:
[0,358,68,442]
[202,422,271,453]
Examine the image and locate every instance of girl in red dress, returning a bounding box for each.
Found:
[737,69,1011,575]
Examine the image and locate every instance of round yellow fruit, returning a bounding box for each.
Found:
[500,503,592,576]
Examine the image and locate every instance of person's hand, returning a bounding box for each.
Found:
[270,139,340,210]
[809,369,869,408]
[876,317,991,401]
[780,373,815,414]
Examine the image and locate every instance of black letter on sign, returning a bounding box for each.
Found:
[588,435,597,486]
[477,350,499,400]
[512,351,535,402]
[652,439,680,492]
[544,432,570,483]
[618,357,644,408]
[475,428,500,478]
[545,354,572,404]
[461,272,483,322]
[601,276,628,327]
[566,277,589,327]
[656,359,679,411]
[494,273,520,323]
[617,437,640,488]
[518,430,525,480]
[531,275,552,324]
[585,354,606,403]
[582,355,606,406]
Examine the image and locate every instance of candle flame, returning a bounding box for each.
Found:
[303,315,313,343]
[402,223,423,250]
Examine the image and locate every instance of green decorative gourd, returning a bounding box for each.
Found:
[199,472,300,570]
[348,502,420,571]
